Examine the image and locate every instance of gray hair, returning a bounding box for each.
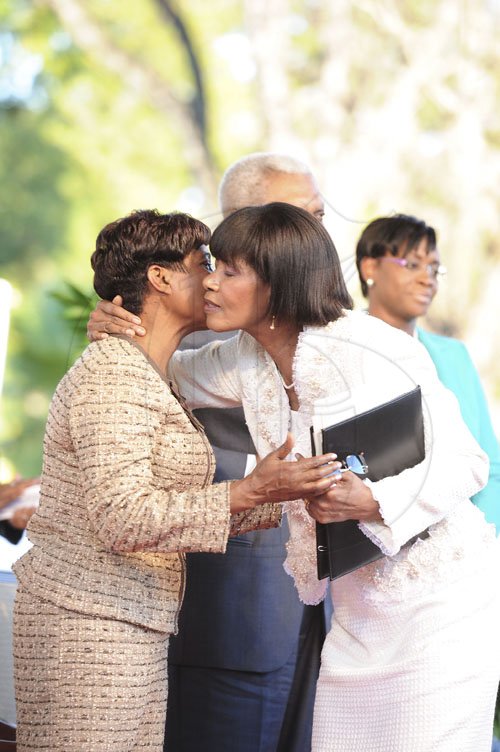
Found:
[218,152,313,216]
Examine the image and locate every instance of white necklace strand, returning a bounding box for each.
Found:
[278,370,295,390]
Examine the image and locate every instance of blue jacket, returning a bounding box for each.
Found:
[418,327,500,533]
[168,330,306,673]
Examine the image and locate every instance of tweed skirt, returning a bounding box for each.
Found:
[13,586,169,752]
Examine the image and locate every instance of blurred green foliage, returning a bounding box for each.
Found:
[0,0,227,474]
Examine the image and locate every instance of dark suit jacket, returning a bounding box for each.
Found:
[0,521,23,545]
[169,330,305,673]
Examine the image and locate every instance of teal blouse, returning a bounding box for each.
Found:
[418,327,500,533]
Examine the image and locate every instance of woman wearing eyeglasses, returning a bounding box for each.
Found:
[355,213,500,534]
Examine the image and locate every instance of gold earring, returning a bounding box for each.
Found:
[269,316,276,330]
[366,278,374,288]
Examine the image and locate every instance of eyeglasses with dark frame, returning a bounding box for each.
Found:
[381,257,447,280]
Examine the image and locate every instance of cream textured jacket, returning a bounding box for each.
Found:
[14,337,280,633]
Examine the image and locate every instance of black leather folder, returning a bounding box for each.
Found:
[312,386,425,581]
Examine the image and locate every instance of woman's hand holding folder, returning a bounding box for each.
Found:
[303,468,382,524]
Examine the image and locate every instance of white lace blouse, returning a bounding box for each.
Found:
[170,310,494,606]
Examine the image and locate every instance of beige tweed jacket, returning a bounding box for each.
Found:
[14,336,280,633]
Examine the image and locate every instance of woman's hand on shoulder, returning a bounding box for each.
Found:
[87,295,146,341]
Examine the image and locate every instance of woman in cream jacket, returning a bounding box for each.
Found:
[13,209,336,752]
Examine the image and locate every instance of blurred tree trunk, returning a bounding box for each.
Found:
[40,0,218,198]
[153,0,207,145]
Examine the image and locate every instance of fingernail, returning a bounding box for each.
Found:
[132,316,142,324]
[125,329,136,337]
[136,327,146,335]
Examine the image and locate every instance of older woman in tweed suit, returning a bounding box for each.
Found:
[12,210,337,752]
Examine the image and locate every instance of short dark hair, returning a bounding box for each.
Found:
[209,202,352,327]
[355,213,437,297]
[91,209,211,315]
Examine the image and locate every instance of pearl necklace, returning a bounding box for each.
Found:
[278,370,295,390]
